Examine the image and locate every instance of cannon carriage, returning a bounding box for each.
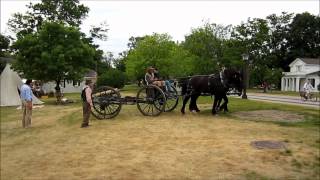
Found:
[91,84,179,119]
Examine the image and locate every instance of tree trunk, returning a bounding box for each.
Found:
[55,79,62,104]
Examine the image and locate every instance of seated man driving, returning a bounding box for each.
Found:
[145,66,165,87]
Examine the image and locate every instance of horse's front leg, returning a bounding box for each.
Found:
[212,96,218,115]
[220,95,229,112]
[216,97,222,112]
[190,93,200,112]
[181,95,190,114]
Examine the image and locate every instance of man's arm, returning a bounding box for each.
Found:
[85,88,93,107]
[145,74,155,84]
[26,87,33,109]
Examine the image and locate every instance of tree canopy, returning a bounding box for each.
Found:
[12,22,95,85]
[125,33,195,81]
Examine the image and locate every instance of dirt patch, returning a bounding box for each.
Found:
[232,110,305,122]
[251,140,286,149]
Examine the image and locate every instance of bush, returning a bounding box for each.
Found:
[97,69,126,88]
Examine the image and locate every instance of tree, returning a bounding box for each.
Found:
[0,34,12,72]
[12,22,95,100]
[287,12,320,61]
[97,69,126,88]
[89,21,109,41]
[8,0,89,37]
[182,23,224,74]
[233,18,270,87]
[125,33,195,81]
[266,12,294,71]
[125,33,176,80]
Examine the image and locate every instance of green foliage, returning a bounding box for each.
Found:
[0,34,11,72]
[97,69,126,88]
[8,0,89,37]
[221,39,244,69]
[12,22,95,82]
[250,66,283,88]
[233,18,270,66]
[287,12,320,60]
[266,12,293,71]
[0,34,10,52]
[183,23,227,74]
[125,33,195,80]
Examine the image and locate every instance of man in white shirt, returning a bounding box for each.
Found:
[303,79,314,100]
[20,79,33,128]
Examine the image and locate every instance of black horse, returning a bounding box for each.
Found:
[179,68,243,115]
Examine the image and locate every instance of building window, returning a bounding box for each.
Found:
[296,65,301,72]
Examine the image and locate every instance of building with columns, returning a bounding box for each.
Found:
[281,58,320,92]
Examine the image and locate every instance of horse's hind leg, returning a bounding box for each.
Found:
[181,95,190,114]
[194,94,201,112]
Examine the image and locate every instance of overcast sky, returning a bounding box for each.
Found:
[1,0,319,57]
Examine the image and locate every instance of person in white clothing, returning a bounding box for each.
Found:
[303,79,314,100]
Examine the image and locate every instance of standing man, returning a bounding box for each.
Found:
[20,79,33,128]
[81,80,94,128]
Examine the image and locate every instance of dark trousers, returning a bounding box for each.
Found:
[82,102,91,126]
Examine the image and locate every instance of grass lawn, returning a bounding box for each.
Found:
[1,85,319,180]
[247,88,320,98]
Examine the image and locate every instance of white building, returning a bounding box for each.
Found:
[42,70,97,93]
[281,58,320,92]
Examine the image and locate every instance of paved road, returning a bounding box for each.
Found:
[235,93,320,109]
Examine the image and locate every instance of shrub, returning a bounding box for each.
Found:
[97,69,126,88]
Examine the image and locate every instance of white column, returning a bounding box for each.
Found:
[291,78,295,91]
[284,78,288,91]
[296,78,300,92]
[281,78,284,91]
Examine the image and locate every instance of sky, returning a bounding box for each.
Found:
[1,0,319,57]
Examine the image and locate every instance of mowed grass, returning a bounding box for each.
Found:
[1,85,319,180]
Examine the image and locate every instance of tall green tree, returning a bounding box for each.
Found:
[287,12,320,61]
[233,18,271,86]
[8,0,89,37]
[0,34,12,72]
[266,12,293,71]
[125,33,195,81]
[12,22,95,93]
[183,23,225,74]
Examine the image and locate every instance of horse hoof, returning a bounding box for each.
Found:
[191,110,197,113]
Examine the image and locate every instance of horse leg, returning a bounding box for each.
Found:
[190,93,200,112]
[220,95,229,112]
[212,96,218,115]
[181,95,190,114]
[216,97,222,112]
[194,94,201,112]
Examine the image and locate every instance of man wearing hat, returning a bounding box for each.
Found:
[145,66,165,87]
[81,79,94,128]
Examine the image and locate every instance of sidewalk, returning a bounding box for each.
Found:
[236,93,320,109]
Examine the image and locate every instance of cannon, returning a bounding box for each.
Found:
[91,84,179,119]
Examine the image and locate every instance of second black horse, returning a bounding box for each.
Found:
[179,68,243,115]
